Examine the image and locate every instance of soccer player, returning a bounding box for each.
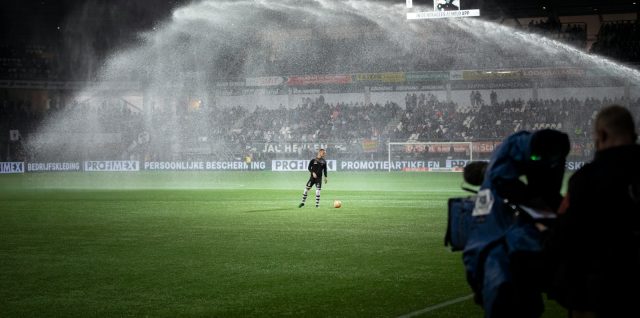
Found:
[299,148,328,208]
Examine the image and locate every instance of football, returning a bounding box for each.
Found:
[333,200,342,208]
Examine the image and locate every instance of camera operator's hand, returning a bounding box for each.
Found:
[534,222,548,232]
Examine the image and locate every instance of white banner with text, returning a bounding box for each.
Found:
[271,160,337,172]
[84,161,140,172]
[0,162,25,174]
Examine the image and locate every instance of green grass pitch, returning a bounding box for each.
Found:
[0,172,566,317]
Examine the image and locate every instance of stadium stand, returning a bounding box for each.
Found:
[4,91,639,163]
[591,20,640,63]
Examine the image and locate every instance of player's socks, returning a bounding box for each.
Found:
[315,189,321,207]
[300,187,310,206]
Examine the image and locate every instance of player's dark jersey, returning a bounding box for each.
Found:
[308,157,327,179]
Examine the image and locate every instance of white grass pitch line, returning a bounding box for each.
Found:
[396,294,474,318]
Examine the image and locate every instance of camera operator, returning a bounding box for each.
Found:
[462,129,570,318]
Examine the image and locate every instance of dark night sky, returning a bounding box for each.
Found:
[0,0,192,46]
[0,0,635,67]
[2,0,635,40]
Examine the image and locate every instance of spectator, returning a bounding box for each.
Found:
[490,90,498,106]
[546,105,640,318]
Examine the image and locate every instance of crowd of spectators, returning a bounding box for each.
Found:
[0,44,57,80]
[266,17,595,75]
[392,92,640,144]
[143,97,402,161]
[526,18,587,49]
[3,91,640,162]
[232,97,401,144]
[591,20,640,63]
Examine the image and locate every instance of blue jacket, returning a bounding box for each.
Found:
[463,130,566,318]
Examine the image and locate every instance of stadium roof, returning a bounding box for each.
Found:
[479,0,640,19]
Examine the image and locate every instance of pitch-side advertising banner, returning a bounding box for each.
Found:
[4,159,587,173]
[259,143,348,153]
[451,81,534,90]
[451,68,586,81]
[340,160,441,171]
[84,161,140,172]
[245,76,285,87]
[355,72,406,83]
[405,71,450,82]
[461,70,523,81]
[143,161,266,171]
[566,161,586,171]
[521,68,586,78]
[445,159,469,168]
[272,160,337,172]
[472,141,501,153]
[286,75,352,86]
[0,162,25,174]
[402,144,471,153]
[397,141,513,154]
[27,162,81,172]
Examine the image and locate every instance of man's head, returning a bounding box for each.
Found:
[594,105,638,151]
[318,148,326,158]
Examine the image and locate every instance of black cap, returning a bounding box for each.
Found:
[529,129,570,166]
